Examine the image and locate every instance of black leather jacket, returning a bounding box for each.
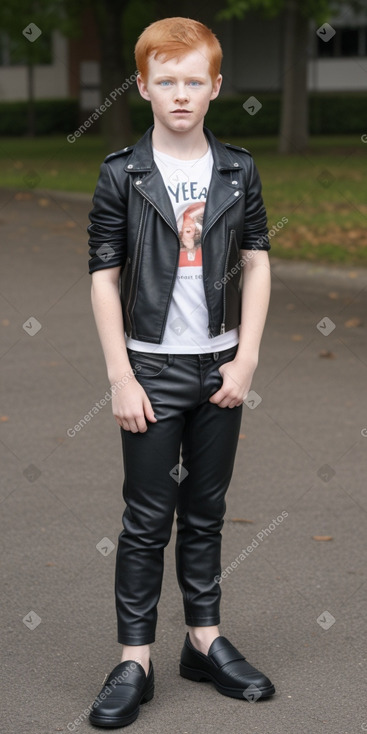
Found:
[88,125,270,344]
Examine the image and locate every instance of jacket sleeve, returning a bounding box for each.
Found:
[87,161,127,274]
[241,157,270,251]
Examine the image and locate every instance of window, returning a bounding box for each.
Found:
[316,26,366,58]
[340,28,359,56]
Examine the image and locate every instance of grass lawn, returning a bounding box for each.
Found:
[0,134,366,265]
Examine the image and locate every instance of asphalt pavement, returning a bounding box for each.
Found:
[1,186,366,734]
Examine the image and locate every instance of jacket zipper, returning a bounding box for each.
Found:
[125,198,147,333]
[203,190,244,338]
[220,229,236,334]
[203,189,242,336]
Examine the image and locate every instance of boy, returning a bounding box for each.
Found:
[87,17,274,728]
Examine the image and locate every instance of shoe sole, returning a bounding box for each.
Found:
[179,664,275,700]
[89,685,154,728]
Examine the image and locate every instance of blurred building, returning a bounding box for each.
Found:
[0,5,366,109]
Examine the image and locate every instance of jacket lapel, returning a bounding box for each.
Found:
[133,166,178,235]
[124,127,178,234]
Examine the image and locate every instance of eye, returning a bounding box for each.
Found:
[189,80,201,86]
[159,80,172,86]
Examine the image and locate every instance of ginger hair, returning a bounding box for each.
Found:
[135,17,222,85]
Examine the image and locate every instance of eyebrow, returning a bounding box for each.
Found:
[153,74,207,81]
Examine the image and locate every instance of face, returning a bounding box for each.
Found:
[181,222,196,248]
[137,48,222,135]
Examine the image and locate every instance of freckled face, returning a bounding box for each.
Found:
[137,48,222,134]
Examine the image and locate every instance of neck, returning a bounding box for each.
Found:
[152,121,208,160]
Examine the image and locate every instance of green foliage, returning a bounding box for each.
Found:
[217,0,365,24]
[218,0,284,20]
[0,0,84,66]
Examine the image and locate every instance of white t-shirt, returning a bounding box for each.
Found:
[125,143,239,354]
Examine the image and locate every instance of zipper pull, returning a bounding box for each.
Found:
[220,322,226,334]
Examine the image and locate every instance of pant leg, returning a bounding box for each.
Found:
[115,350,200,645]
[175,347,243,626]
[115,415,184,645]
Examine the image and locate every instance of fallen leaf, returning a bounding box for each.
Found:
[0,415,9,422]
[344,317,363,328]
[312,535,333,541]
[1,319,10,326]
[328,292,339,300]
[286,303,296,310]
[319,350,336,359]
[239,433,246,439]
[291,334,303,341]
[14,192,32,200]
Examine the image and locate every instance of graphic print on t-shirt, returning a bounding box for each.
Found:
[178,201,204,267]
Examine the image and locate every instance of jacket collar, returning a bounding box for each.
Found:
[124,125,243,173]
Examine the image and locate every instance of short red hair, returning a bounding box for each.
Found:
[135,17,223,85]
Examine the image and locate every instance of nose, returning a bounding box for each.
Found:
[174,83,189,103]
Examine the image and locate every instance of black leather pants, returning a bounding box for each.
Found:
[115,344,243,645]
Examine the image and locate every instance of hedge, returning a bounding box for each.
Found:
[0,93,365,136]
[0,99,77,135]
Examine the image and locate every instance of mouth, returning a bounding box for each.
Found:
[171,109,191,114]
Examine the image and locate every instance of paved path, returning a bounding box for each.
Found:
[1,187,366,734]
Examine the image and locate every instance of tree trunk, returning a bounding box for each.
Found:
[93,0,133,152]
[26,58,35,137]
[278,0,309,154]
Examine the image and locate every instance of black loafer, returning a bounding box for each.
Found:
[89,659,154,728]
[180,634,275,700]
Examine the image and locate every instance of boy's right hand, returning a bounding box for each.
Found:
[111,377,158,433]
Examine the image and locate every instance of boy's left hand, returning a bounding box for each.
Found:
[208,357,257,409]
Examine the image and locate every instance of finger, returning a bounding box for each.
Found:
[134,413,149,432]
[215,398,230,409]
[144,399,157,423]
[209,388,225,403]
[120,418,138,432]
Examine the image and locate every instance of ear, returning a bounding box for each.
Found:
[210,74,222,101]
[136,73,151,101]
